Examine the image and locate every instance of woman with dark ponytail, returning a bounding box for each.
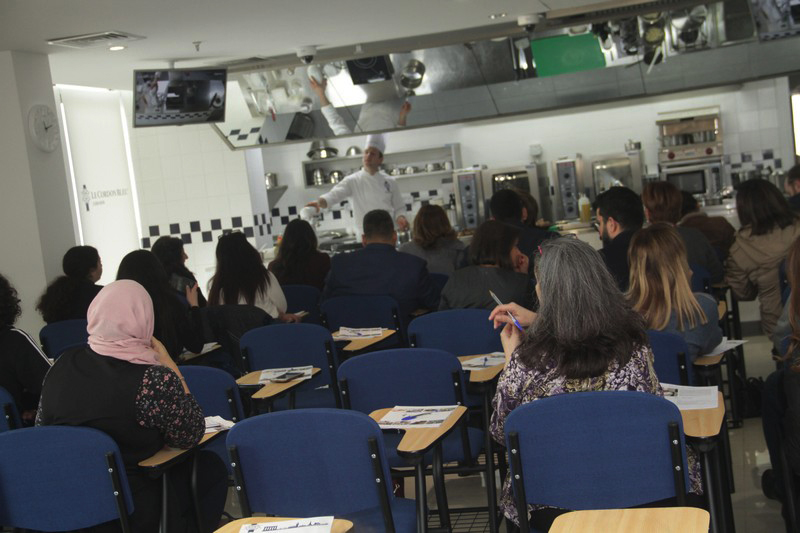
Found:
[37,246,103,323]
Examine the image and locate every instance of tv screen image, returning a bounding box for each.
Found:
[133,68,227,127]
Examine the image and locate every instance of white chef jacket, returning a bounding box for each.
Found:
[320,169,405,235]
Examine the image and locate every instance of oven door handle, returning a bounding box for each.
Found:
[661,163,720,174]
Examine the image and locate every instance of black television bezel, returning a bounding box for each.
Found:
[132,67,228,128]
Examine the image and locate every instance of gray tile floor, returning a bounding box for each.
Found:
[223,334,787,532]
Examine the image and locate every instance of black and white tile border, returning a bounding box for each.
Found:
[140,212,271,249]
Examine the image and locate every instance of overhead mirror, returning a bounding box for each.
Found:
[212,0,768,151]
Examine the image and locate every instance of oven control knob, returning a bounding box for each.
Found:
[467,203,473,210]
[706,147,713,155]
[464,185,471,191]
[668,152,675,159]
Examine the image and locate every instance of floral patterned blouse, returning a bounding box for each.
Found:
[489,343,703,525]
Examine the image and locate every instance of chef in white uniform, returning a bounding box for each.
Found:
[305,134,409,236]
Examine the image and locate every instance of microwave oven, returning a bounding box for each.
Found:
[659,158,723,198]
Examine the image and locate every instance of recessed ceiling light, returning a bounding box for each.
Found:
[489,12,507,20]
[108,45,126,51]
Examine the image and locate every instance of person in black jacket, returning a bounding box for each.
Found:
[117,250,204,360]
[151,236,207,307]
[592,187,645,292]
[36,245,103,323]
[0,273,51,423]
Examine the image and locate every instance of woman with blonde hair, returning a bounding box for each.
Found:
[627,223,722,361]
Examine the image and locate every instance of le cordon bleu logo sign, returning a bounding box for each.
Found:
[81,185,129,213]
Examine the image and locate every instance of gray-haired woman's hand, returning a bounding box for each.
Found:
[489,303,536,330]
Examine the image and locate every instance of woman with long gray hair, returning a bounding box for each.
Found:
[488,237,702,529]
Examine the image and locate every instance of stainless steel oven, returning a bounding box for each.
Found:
[659,158,723,197]
[453,163,552,230]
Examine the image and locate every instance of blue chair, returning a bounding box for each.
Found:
[647,330,694,386]
[504,391,689,533]
[282,284,323,325]
[239,323,341,409]
[321,294,405,348]
[0,386,21,431]
[0,425,133,532]
[180,366,245,478]
[227,409,416,532]
[181,366,245,422]
[408,308,502,355]
[689,263,712,294]
[39,319,89,358]
[408,308,500,408]
[338,348,487,531]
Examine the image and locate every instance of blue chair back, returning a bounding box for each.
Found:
[321,294,402,333]
[227,409,398,518]
[0,386,21,432]
[430,273,450,293]
[408,309,501,355]
[282,284,322,325]
[504,391,689,517]
[689,263,712,294]
[647,330,694,386]
[337,348,466,414]
[39,319,89,358]
[239,324,339,393]
[0,426,133,531]
[180,366,244,422]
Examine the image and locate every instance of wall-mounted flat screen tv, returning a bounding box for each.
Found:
[133,68,227,127]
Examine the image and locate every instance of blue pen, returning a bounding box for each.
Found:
[489,290,525,332]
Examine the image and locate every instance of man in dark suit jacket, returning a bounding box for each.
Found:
[592,187,644,292]
[322,209,440,325]
[489,189,558,258]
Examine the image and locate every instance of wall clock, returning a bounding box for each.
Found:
[28,104,60,152]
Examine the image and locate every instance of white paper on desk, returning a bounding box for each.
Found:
[237,516,333,533]
[181,342,219,357]
[660,383,719,410]
[378,405,458,429]
[258,365,313,384]
[204,416,234,434]
[333,327,383,340]
[703,337,747,358]
[461,353,505,369]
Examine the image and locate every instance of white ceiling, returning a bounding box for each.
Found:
[0,0,601,90]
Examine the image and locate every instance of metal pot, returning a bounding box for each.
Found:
[265,172,278,189]
[400,60,426,96]
[312,168,327,186]
[307,139,338,160]
[328,170,344,184]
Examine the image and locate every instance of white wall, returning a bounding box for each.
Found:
[261,77,794,238]
[0,51,75,334]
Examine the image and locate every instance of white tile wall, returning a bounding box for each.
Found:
[128,120,258,292]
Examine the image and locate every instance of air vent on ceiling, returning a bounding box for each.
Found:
[47,31,145,49]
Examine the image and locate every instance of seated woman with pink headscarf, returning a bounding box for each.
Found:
[37,280,227,533]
